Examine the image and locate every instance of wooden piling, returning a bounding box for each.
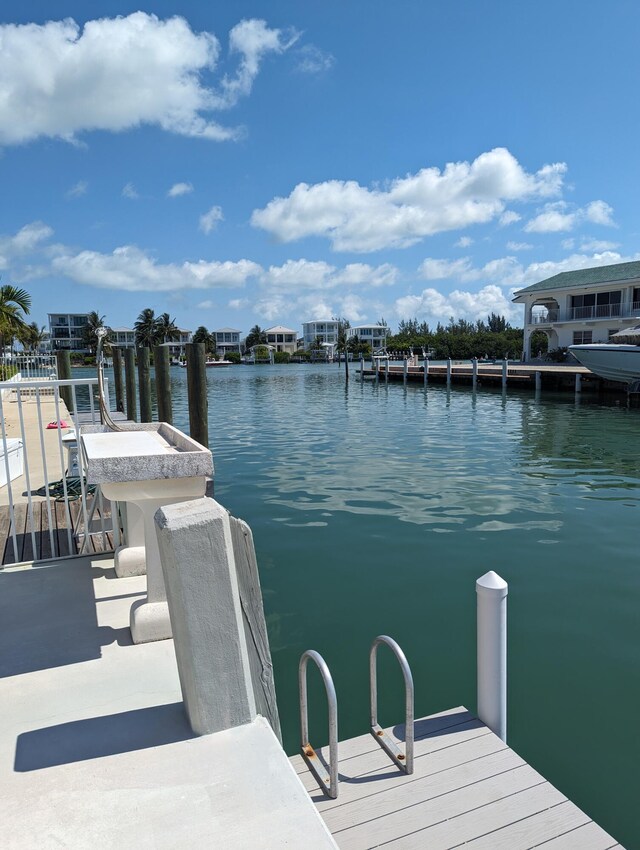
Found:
[55,350,73,412]
[124,347,137,422]
[186,342,208,447]
[112,347,125,413]
[137,347,152,422]
[154,345,173,424]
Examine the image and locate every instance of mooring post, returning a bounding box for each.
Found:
[446,357,452,386]
[385,358,390,383]
[55,350,73,413]
[112,346,125,413]
[124,347,137,422]
[472,357,478,389]
[186,341,208,447]
[476,571,508,742]
[154,344,173,424]
[502,359,508,389]
[360,356,365,379]
[575,372,582,394]
[423,357,428,386]
[137,347,152,423]
[403,358,408,385]
[535,370,542,392]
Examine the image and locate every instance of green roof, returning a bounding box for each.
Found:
[513,260,640,297]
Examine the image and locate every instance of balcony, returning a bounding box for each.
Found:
[531,301,640,325]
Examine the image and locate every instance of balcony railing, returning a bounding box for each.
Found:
[531,302,640,324]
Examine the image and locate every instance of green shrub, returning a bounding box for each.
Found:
[225,351,241,364]
[274,351,290,364]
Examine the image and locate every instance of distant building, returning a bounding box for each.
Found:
[346,324,389,352]
[513,260,640,360]
[212,328,241,355]
[48,313,90,352]
[302,320,340,350]
[38,332,51,354]
[264,325,297,354]
[110,327,136,348]
[167,329,192,359]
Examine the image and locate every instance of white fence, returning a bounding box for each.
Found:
[1,354,57,382]
[0,376,119,566]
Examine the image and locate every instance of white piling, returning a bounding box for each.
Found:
[446,358,452,386]
[476,571,508,742]
[403,358,408,384]
[385,359,390,383]
[360,356,365,379]
[535,370,542,391]
[472,357,478,389]
[502,359,508,389]
[423,357,428,386]
[575,372,582,393]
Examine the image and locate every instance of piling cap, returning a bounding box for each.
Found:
[476,570,508,597]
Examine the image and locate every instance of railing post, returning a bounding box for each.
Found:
[476,571,508,742]
[137,346,152,422]
[55,350,73,412]
[186,342,208,447]
[112,346,125,413]
[154,344,173,424]
[124,347,137,422]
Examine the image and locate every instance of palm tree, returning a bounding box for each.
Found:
[156,312,180,345]
[244,324,266,350]
[0,284,31,360]
[134,308,160,347]
[192,325,214,353]
[81,310,106,355]
[20,322,47,352]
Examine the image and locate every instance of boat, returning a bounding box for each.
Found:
[569,341,640,387]
[178,360,232,368]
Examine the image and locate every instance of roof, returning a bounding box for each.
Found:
[349,324,388,331]
[303,319,339,326]
[513,260,640,298]
[213,327,240,333]
[111,327,134,333]
[264,325,296,334]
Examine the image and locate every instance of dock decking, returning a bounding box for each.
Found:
[291,706,621,849]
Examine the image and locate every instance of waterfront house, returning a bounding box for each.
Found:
[47,312,90,353]
[513,260,640,360]
[213,327,241,355]
[346,323,389,352]
[264,325,297,354]
[302,320,340,352]
[167,328,192,360]
[110,327,136,348]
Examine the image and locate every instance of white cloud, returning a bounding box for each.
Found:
[122,183,139,200]
[168,182,194,197]
[525,199,615,233]
[396,284,521,325]
[51,245,262,291]
[0,13,293,146]
[579,238,620,251]
[199,205,224,233]
[228,298,249,309]
[561,238,575,250]
[506,241,533,251]
[260,259,398,292]
[419,257,478,281]
[66,180,88,199]
[251,148,567,252]
[0,221,53,268]
[499,210,521,226]
[196,300,214,309]
[455,236,473,248]
[296,44,335,74]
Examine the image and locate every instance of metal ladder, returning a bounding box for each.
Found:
[298,635,414,799]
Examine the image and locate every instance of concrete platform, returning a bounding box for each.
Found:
[0,555,337,849]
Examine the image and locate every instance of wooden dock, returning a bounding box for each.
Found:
[291,706,621,849]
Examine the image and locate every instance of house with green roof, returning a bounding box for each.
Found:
[512,260,640,360]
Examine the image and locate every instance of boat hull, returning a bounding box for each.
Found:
[569,344,640,384]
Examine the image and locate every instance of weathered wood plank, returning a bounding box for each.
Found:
[39,498,56,560]
[514,820,620,850]
[229,514,282,742]
[466,800,590,849]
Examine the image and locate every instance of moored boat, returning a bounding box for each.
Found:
[569,343,640,385]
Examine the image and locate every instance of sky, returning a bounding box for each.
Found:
[1,1,639,336]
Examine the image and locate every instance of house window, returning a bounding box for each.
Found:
[573,331,593,344]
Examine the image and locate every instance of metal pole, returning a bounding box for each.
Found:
[55,350,73,412]
[476,571,508,742]
[502,359,508,389]
[186,341,208,447]
[112,346,125,413]
[154,345,173,424]
[446,357,452,386]
[124,347,137,422]
[137,347,152,422]
[472,357,478,389]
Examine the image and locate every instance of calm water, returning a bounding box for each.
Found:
[100,363,640,846]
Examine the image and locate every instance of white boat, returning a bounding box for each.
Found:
[178,360,232,368]
[569,343,640,385]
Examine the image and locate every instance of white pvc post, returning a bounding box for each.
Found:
[360,356,365,378]
[476,571,508,742]
[472,357,478,389]
[403,358,408,384]
[423,357,428,386]
[502,359,508,389]
[385,359,389,383]
[575,372,582,393]
[535,370,542,391]
[446,358,452,386]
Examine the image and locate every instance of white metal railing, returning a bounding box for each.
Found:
[532,303,629,323]
[0,376,119,567]
[1,354,57,382]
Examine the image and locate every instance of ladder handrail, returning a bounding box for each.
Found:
[299,650,339,798]
[370,635,414,774]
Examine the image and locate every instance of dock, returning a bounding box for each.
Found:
[291,707,621,848]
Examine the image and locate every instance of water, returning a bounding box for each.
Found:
[98,363,640,846]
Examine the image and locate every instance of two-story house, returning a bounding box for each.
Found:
[47,313,90,352]
[513,260,640,360]
[212,328,241,355]
[302,320,340,352]
[264,326,297,354]
[346,324,389,352]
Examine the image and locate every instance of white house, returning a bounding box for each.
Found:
[47,313,90,352]
[167,328,192,359]
[212,328,241,355]
[513,260,640,360]
[264,325,297,354]
[346,324,389,351]
[302,320,340,350]
[110,327,136,348]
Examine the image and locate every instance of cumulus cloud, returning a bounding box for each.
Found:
[199,205,224,233]
[455,236,473,248]
[168,182,194,197]
[228,298,249,309]
[261,259,398,292]
[0,221,53,268]
[525,200,615,233]
[579,238,620,251]
[296,44,335,73]
[66,180,88,199]
[0,13,293,146]
[251,148,567,252]
[52,245,262,291]
[506,241,533,251]
[122,183,139,200]
[396,284,520,324]
[253,292,369,324]
[499,210,521,226]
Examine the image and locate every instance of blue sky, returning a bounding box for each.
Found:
[1,1,639,336]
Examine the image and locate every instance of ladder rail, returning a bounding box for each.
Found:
[370,635,414,774]
[299,650,339,798]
